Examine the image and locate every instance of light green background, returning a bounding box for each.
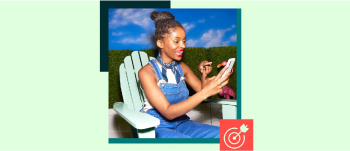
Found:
[0,1,349,150]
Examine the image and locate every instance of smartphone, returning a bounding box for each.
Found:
[220,58,235,79]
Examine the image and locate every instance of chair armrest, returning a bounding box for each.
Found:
[113,102,160,129]
[203,99,237,106]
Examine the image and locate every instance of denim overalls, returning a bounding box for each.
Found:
[140,59,220,138]
[141,59,190,125]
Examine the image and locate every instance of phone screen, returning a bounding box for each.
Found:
[220,58,235,79]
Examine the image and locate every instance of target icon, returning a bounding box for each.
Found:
[223,124,249,149]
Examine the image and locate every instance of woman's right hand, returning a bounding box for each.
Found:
[201,66,230,98]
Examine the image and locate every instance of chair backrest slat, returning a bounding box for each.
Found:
[139,51,149,67]
[119,63,134,111]
[124,56,143,111]
[131,51,142,82]
[149,56,155,61]
[131,51,145,105]
[138,51,150,105]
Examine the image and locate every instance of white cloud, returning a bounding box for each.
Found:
[109,9,155,30]
[186,39,198,47]
[200,29,214,42]
[185,27,233,48]
[217,28,231,38]
[198,19,205,23]
[112,32,128,36]
[230,34,237,42]
[222,41,230,46]
[182,23,195,32]
[205,38,222,48]
[210,16,215,18]
[222,34,237,46]
[117,33,149,44]
[200,29,223,48]
[231,24,236,28]
[199,28,231,48]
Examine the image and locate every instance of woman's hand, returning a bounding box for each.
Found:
[198,61,212,75]
[198,61,212,88]
[201,66,230,98]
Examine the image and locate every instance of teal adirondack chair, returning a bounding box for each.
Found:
[113,51,237,138]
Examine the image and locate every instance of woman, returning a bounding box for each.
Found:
[138,11,231,138]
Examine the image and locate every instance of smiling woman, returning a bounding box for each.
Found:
[137,11,231,138]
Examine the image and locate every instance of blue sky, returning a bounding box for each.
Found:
[108,9,237,51]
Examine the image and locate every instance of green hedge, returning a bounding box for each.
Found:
[109,46,237,109]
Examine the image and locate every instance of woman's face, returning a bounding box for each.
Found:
[158,27,186,62]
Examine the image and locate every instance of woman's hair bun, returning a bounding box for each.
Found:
[150,11,175,26]
[150,11,160,21]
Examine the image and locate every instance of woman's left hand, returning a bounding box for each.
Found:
[198,61,212,88]
[198,61,212,76]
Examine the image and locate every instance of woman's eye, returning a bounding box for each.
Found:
[173,40,185,43]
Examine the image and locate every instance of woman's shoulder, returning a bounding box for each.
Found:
[178,61,188,68]
[138,63,157,81]
[178,62,191,75]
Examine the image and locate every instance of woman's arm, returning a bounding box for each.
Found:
[179,62,202,92]
[180,61,212,93]
[139,64,230,120]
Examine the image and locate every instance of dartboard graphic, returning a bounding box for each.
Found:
[220,120,253,150]
[223,125,248,149]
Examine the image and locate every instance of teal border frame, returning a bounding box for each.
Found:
[102,1,241,143]
[237,9,241,119]
[109,138,220,143]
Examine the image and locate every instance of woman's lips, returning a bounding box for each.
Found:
[175,50,183,57]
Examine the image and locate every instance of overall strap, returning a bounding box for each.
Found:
[176,63,185,77]
[149,59,164,81]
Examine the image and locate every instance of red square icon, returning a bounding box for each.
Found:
[220,119,253,151]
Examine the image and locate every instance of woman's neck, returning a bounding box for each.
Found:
[160,52,174,63]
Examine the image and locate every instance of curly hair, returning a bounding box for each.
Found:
[150,11,184,42]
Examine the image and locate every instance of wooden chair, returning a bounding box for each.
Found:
[113,51,237,138]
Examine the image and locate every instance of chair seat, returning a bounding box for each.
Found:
[113,102,160,130]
